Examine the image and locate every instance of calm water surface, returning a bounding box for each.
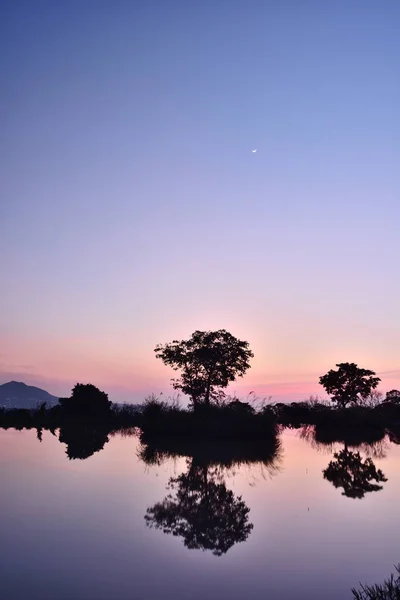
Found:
[1,428,399,600]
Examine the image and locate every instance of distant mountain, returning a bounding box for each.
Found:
[0,381,59,409]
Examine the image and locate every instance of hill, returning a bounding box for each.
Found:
[0,381,59,409]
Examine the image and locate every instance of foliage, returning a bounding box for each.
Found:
[273,400,331,428]
[145,461,253,556]
[139,398,278,441]
[385,390,400,404]
[319,363,381,408]
[323,447,387,499]
[59,383,112,417]
[352,564,400,599]
[154,330,253,407]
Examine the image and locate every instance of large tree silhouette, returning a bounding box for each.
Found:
[154,330,253,407]
[319,363,381,408]
[323,447,387,499]
[145,461,253,555]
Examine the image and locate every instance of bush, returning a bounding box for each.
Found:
[59,384,112,418]
[139,399,277,441]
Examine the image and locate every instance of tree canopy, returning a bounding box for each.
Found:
[319,363,381,408]
[59,383,112,417]
[385,389,400,404]
[154,330,253,407]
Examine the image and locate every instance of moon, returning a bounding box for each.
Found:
[252,149,257,153]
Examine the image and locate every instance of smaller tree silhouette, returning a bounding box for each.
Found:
[385,389,400,404]
[59,383,112,418]
[323,447,387,499]
[154,330,253,407]
[319,363,381,408]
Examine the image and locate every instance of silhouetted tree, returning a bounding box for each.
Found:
[385,390,400,404]
[145,460,253,555]
[59,383,112,418]
[319,363,381,408]
[154,330,253,407]
[323,447,387,499]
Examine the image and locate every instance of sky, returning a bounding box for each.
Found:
[1,0,399,403]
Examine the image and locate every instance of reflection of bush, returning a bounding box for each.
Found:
[314,407,386,446]
[58,422,110,460]
[388,425,400,445]
[138,431,282,473]
[272,401,400,445]
[300,425,390,460]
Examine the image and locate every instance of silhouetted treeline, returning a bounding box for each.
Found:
[1,395,400,448]
[1,376,400,460]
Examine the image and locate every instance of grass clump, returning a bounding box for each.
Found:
[352,565,400,599]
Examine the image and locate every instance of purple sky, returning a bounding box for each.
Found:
[1,1,399,403]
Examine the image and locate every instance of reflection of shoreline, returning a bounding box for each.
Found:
[137,432,282,471]
[299,425,390,458]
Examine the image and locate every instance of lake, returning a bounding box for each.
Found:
[1,427,399,600]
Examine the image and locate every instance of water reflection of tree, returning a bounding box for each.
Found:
[323,447,388,499]
[142,436,281,556]
[59,423,110,460]
[299,426,389,499]
[145,460,253,556]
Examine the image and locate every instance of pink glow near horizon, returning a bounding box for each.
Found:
[1,331,399,404]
